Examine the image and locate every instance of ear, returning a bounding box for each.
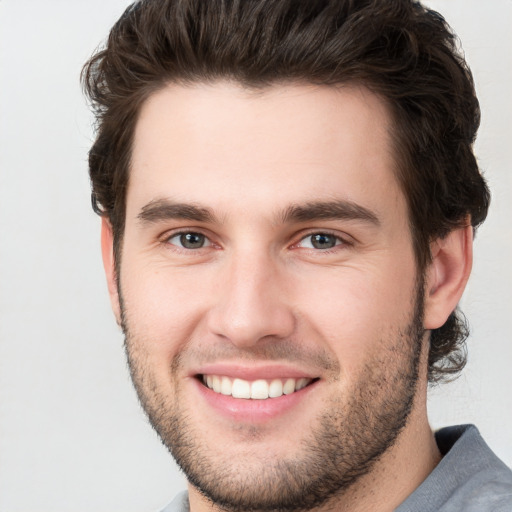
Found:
[423,224,473,330]
[100,217,122,326]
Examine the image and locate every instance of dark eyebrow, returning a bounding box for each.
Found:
[137,199,218,224]
[137,198,379,227]
[279,200,380,226]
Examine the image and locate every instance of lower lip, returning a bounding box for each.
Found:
[192,378,318,423]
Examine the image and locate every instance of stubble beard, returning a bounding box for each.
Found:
[121,281,425,512]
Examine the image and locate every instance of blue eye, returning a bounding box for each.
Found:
[299,233,341,250]
[168,232,210,249]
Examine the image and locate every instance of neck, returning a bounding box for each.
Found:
[323,404,441,512]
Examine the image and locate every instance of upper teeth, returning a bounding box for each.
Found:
[203,375,312,399]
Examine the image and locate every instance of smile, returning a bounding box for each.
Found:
[201,375,315,399]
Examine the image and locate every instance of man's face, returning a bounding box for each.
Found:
[114,83,426,511]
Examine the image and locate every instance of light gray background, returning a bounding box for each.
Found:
[0,1,510,511]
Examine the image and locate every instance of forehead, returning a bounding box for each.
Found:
[128,82,404,223]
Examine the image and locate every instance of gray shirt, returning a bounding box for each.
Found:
[159,424,512,512]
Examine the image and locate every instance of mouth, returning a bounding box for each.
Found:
[199,374,318,399]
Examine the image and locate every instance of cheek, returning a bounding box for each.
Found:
[119,258,213,363]
[293,263,418,368]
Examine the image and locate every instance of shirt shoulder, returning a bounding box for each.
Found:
[158,491,190,512]
[396,424,512,512]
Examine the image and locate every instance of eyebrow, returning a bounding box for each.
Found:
[137,198,380,227]
[138,199,219,224]
[278,200,380,226]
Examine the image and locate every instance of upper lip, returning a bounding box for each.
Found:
[191,363,319,381]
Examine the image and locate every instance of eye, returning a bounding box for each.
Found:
[167,232,211,249]
[298,233,343,250]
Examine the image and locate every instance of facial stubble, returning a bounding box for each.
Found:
[121,280,425,512]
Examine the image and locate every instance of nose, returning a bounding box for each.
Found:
[206,252,296,348]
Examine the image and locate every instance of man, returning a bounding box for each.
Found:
[82,0,512,511]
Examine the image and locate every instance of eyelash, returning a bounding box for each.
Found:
[162,231,214,253]
[294,230,351,253]
[161,229,351,254]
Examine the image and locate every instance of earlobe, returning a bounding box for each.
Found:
[423,224,473,330]
[100,217,122,327]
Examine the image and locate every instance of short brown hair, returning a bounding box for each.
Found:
[82,0,490,382]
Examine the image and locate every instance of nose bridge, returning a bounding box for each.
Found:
[207,246,294,346]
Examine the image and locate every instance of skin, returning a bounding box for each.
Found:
[102,82,473,512]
